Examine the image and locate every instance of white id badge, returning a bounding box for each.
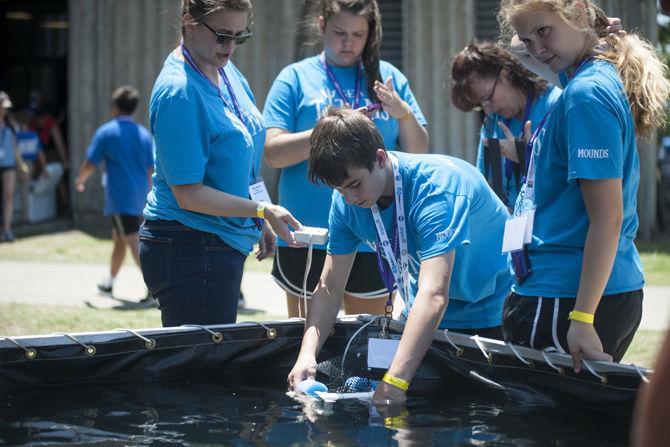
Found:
[248,179,272,204]
[523,208,535,245]
[502,214,528,253]
[367,337,400,369]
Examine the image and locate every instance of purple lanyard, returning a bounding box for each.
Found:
[182,45,263,230]
[523,56,593,183]
[320,52,363,109]
[374,207,399,307]
[181,45,244,124]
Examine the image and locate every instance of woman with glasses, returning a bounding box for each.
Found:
[140,0,302,327]
[263,0,428,317]
[450,41,561,208]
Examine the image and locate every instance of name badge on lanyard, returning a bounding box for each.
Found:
[249,178,271,204]
[371,153,410,303]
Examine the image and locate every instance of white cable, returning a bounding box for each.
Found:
[632,364,651,384]
[540,349,563,373]
[341,315,381,373]
[507,342,533,367]
[473,335,493,364]
[581,359,607,383]
[299,237,314,319]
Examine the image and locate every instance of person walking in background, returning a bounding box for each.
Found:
[140,0,301,327]
[498,0,670,370]
[450,41,561,209]
[15,109,48,224]
[75,86,155,305]
[0,91,29,242]
[263,0,428,317]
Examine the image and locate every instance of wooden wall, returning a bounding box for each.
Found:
[67,0,661,239]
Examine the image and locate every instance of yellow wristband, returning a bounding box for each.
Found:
[382,373,410,391]
[256,202,266,219]
[568,310,594,324]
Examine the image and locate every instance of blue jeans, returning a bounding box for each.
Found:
[139,219,246,327]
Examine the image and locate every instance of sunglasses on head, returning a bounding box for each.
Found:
[200,21,253,45]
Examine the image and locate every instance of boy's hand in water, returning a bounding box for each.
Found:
[287,354,317,391]
[372,381,407,406]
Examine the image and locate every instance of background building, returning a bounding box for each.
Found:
[0,0,661,239]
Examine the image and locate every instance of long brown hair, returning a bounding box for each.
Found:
[498,0,670,137]
[311,0,383,103]
[450,40,548,112]
[181,0,253,35]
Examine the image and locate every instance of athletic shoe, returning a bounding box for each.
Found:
[97,282,113,294]
[139,293,158,308]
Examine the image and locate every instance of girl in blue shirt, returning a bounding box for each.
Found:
[499,0,670,371]
[263,0,428,317]
[140,0,301,327]
[450,41,561,208]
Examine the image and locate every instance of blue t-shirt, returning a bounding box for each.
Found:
[85,116,153,216]
[145,51,266,256]
[263,56,427,249]
[476,85,561,207]
[0,127,15,168]
[327,152,511,329]
[16,130,42,161]
[514,59,644,297]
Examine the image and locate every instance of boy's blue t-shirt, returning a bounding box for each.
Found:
[476,85,561,207]
[327,152,511,329]
[145,51,266,256]
[514,59,644,297]
[86,116,153,216]
[16,130,42,161]
[0,127,15,167]
[263,56,427,249]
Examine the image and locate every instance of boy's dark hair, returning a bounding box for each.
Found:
[111,85,140,115]
[308,108,384,187]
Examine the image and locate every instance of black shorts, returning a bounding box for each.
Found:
[111,214,142,236]
[0,166,15,174]
[271,246,388,298]
[502,289,643,362]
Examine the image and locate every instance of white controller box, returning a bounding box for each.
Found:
[294,226,329,245]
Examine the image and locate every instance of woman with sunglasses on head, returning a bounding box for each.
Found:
[140,0,302,327]
[451,41,561,208]
[263,0,428,317]
[498,0,670,370]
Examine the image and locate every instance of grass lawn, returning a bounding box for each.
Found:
[0,302,283,336]
[0,229,272,273]
[2,229,669,282]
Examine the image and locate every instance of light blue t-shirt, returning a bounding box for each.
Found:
[476,85,562,207]
[145,50,266,255]
[514,59,644,297]
[263,56,427,249]
[16,130,42,161]
[0,126,15,168]
[86,116,154,216]
[327,152,511,329]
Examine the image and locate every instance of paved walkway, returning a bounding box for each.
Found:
[0,260,668,330]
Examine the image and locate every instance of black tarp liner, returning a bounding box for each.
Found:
[0,319,642,424]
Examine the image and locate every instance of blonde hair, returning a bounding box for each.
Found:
[499,0,670,137]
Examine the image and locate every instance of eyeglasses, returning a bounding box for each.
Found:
[200,22,253,46]
[472,68,502,112]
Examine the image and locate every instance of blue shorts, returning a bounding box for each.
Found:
[139,219,246,327]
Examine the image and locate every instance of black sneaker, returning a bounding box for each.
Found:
[97,282,113,294]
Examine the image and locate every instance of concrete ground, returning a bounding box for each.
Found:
[0,260,668,330]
